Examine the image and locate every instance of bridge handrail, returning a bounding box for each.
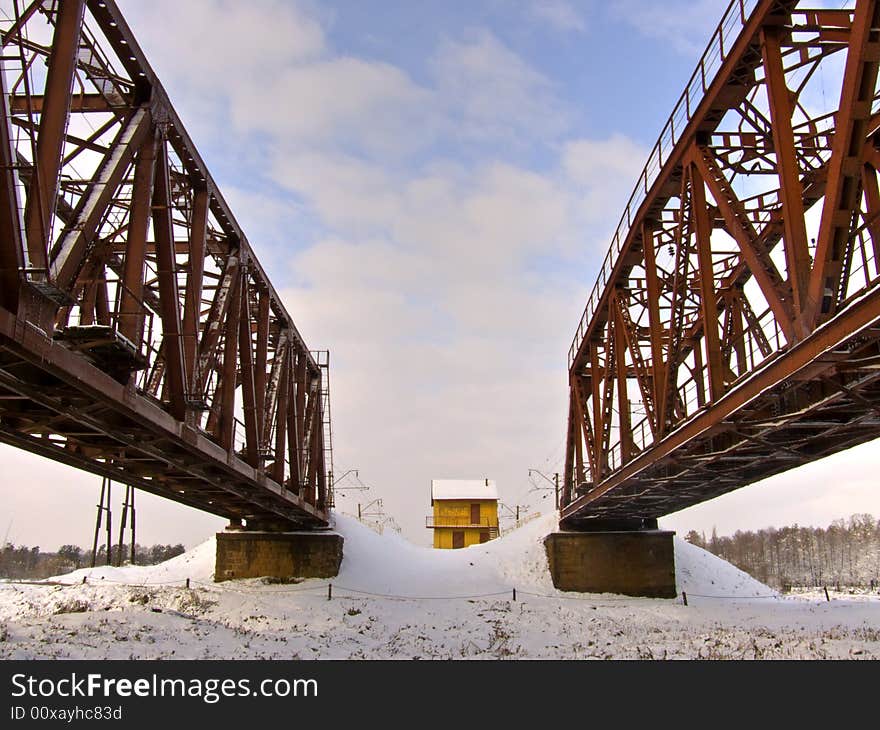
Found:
[568,0,759,369]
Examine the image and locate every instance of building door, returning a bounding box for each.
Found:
[452,531,465,549]
[479,531,490,544]
[470,503,480,525]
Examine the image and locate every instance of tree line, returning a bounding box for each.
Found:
[685,513,880,589]
[0,542,186,580]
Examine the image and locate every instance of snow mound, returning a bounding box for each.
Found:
[332,512,557,597]
[332,513,772,599]
[47,538,216,586]
[674,537,774,598]
[41,513,772,599]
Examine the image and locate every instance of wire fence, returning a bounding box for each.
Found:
[0,576,799,605]
[682,592,779,600]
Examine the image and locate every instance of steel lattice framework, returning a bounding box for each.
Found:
[0,0,331,529]
[562,0,880,528]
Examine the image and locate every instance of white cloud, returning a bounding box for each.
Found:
[430,29,570,144]
[115,0,330,150]
[284,237,435,346]
[609,0,726,55]
[270,151,402,232]
[268,152,576,267]
[119,0,434,157]
[563,133,647,185]
[231,58,432,155]
[562,133,650,237]
[118,0,325,85]
[123,1,571,160]
[528,0,587,32]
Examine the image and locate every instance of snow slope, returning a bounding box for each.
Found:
[1,513,877,660]
[44,512,773,599]
[47,539,216,585]
[673,535,773,599]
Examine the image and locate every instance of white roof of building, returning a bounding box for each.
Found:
[431,479,498,503]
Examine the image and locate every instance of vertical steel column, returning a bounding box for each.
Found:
[91,477,107,568]
[691,161,725,400]
[22,0,85,277]
[287,350,303,490]
[95,263,110,325]
[255,290,270,438]
[572,375,595,482]
[571,379,585,487]
[612,293,633,463]
[692,339,706,408]
[105,480,112,566]
[76,258,101,325]
[272,347,289,484]
[808,0,880,327]
[0,63,24,313]
[642,223,666,436]
[115,485,136,566]
[118,130,158,345]
[861,164,880,272]
[562,393,576,505]
[196,254,240,396]
[589,342,604,479]
[762,25,811,325]
[302,373,318,504]
[307,369,326,507]
[730,292,747,377]
[295,350,307,477]
[218,272,241,452]
[152,138,187,420]
[314,377,327,510]
[181,188,208,404]
[238,275,260,467]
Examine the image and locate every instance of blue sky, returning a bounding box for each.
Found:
[3,0,878,549]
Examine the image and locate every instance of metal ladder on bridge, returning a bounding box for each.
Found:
[311,350,336,507]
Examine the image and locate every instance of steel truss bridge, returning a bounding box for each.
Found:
[563,0,880,529]
[0,0,331,530]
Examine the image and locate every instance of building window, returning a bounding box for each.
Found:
[470,503,480,525]
[479,531,490,544]
[452,531,465,549]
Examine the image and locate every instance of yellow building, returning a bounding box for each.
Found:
[427,479,499,549]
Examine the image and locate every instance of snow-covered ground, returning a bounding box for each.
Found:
[0,514,877,659]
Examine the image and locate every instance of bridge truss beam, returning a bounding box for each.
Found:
[0,0,330,528]
[563,0,880,527]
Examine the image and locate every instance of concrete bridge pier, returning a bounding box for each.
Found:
[544,519,676,598]
[214,521,343,582]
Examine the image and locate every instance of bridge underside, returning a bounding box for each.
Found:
[563,293,880,528]
[0,304,326,529]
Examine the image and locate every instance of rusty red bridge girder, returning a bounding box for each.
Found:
[0,0,331,529]
[563,0,880,529]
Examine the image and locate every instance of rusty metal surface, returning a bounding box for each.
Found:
[0,1,329,528]
[562,0,880,527]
